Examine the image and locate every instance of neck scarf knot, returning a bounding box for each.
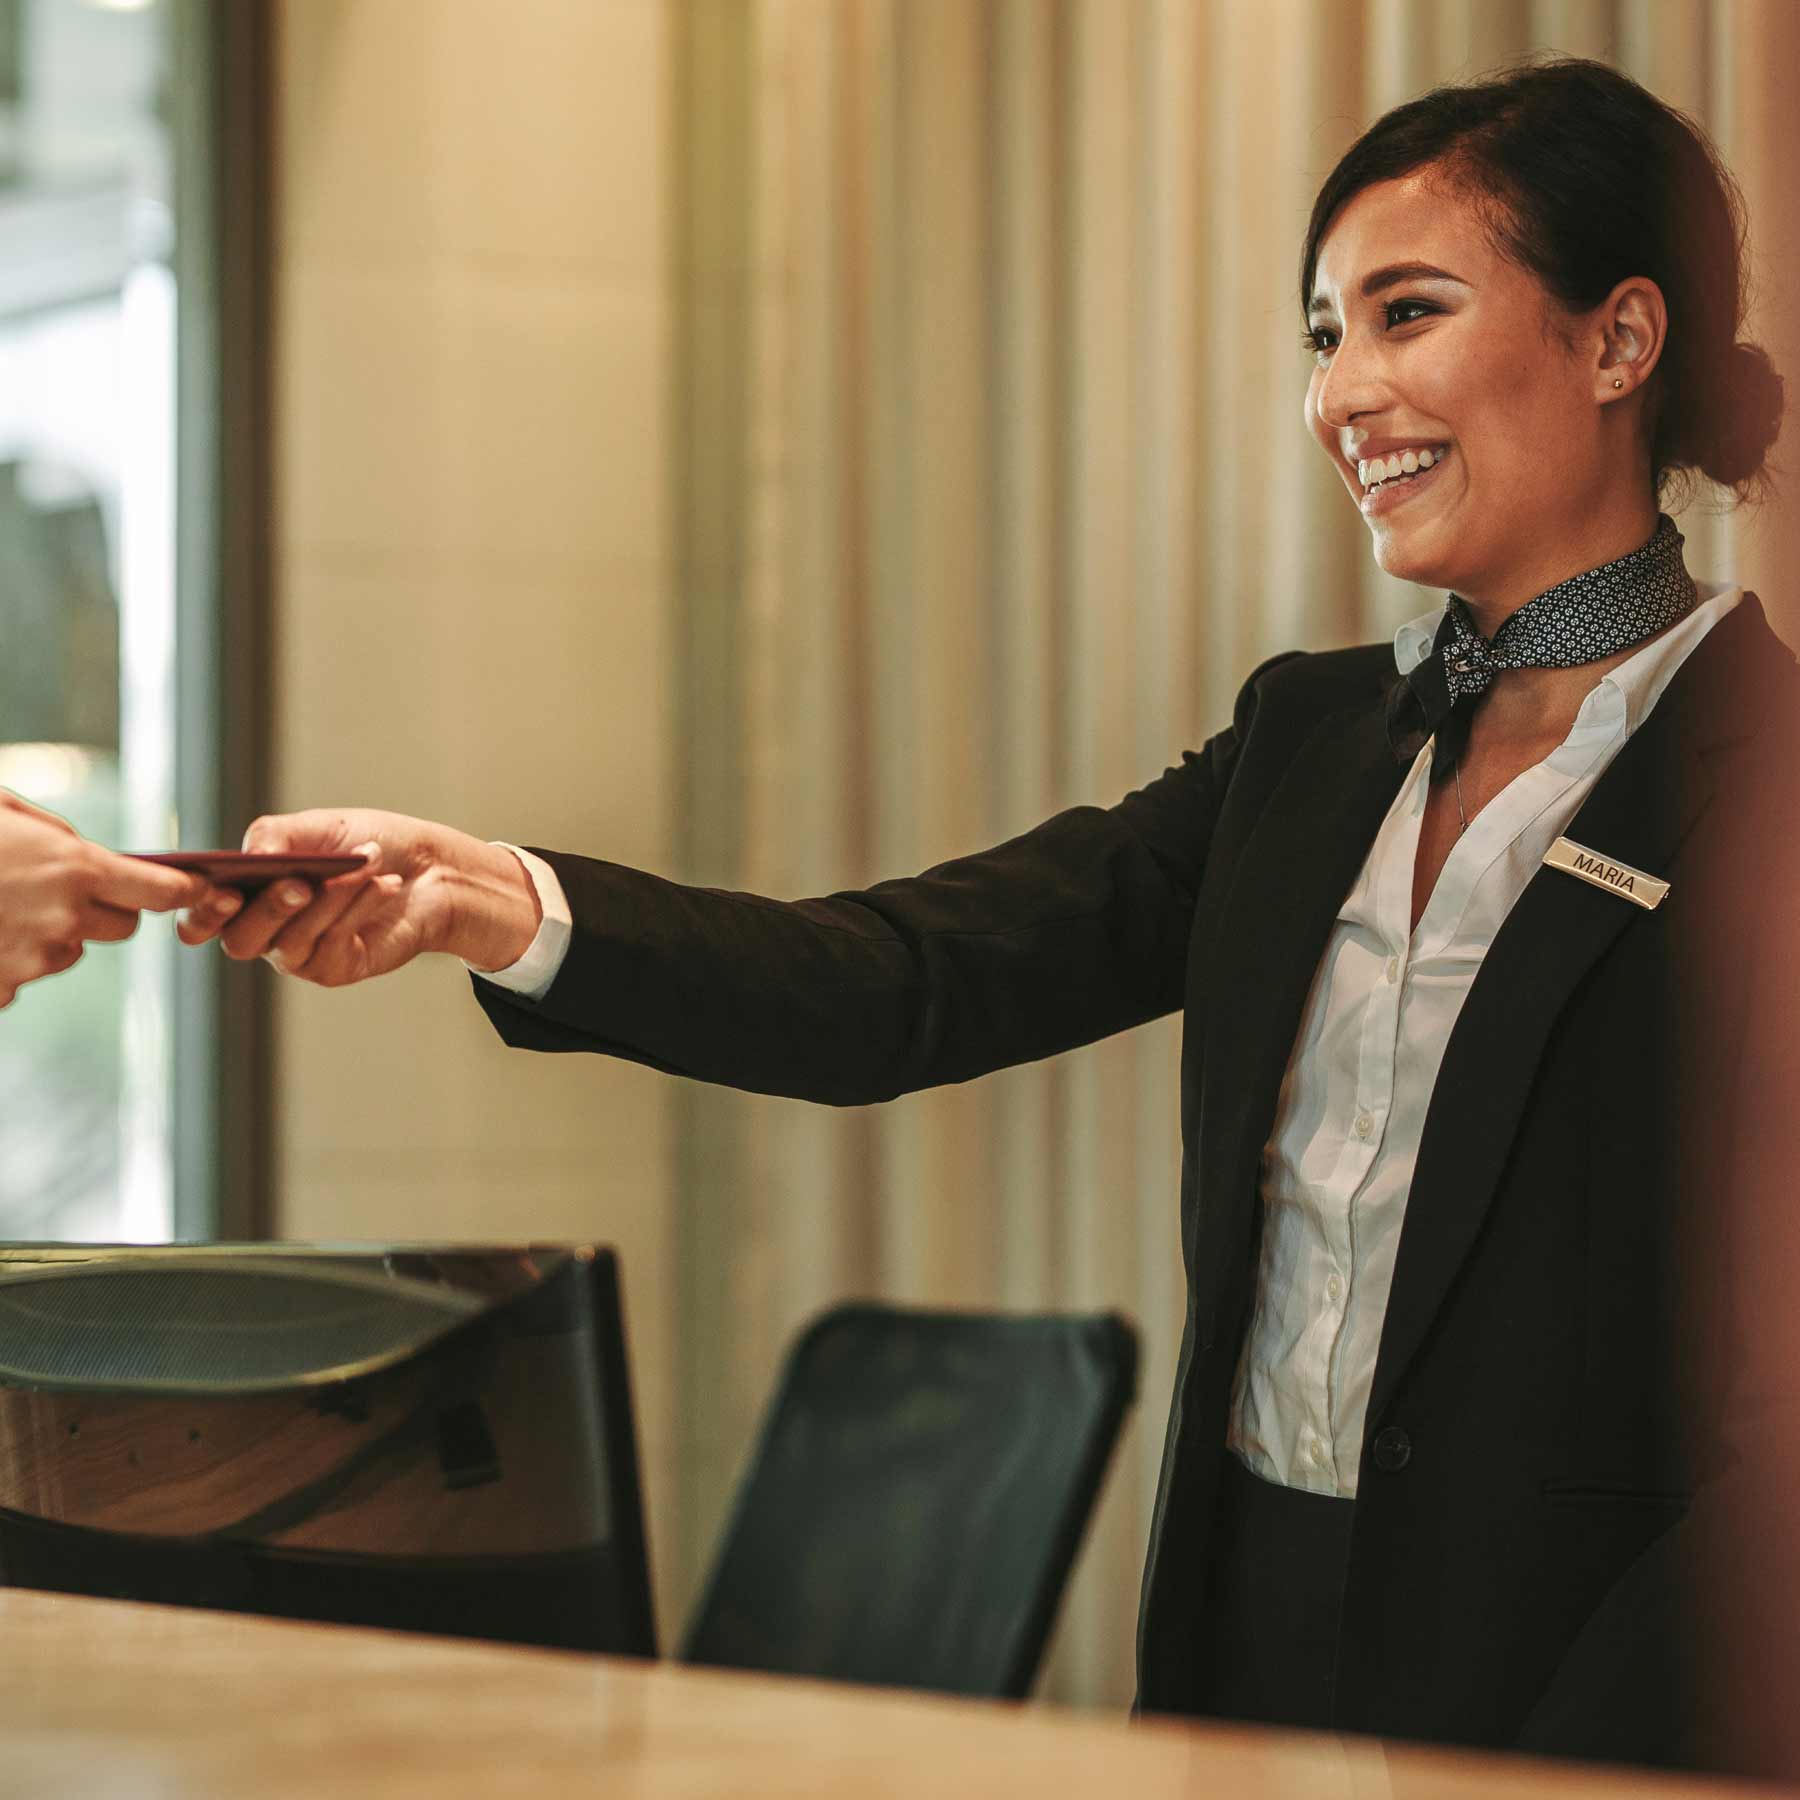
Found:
[1386,514,1698,775]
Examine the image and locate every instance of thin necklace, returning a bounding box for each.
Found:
[1453,757,1469,835]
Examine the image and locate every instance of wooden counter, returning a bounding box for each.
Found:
[0,1589,1770,1797]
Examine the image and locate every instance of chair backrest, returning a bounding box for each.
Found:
[680,1302,1137,1699]
[0,1242,656,1659]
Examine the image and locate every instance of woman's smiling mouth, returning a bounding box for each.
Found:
[1356,444,1452,516]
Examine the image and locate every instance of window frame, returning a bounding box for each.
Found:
[169,0,273,1241]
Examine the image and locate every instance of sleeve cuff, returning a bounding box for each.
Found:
[466,844,572,1002]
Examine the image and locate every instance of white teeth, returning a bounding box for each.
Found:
[1356,446,1446,490]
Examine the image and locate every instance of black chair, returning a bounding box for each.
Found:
[680,1302,1137,1698]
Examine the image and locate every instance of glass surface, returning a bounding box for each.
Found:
[0,0,181,1241]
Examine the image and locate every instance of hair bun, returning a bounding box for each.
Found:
[1702,340,1785,491]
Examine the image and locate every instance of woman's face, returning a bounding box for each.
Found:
[1304,166,1631,615]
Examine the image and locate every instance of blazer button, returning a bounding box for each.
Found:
[1373,1426,1412,1472]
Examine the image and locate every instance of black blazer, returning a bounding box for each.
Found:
[476,596,1800,1766]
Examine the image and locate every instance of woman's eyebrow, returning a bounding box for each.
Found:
[1357,260,1468,296]
[1307,260,1469,317]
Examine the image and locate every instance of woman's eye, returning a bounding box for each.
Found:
[1384,298,1436,328]
[1304,301,1435,363]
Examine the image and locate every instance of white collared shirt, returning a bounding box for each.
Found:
[1226,581,1743,1497]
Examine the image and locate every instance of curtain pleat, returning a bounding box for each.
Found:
[670,0,1796,1706]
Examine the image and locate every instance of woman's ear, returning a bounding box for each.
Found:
[1596,276,1668,402]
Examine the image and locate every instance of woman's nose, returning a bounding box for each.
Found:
[1313,334,1386,431]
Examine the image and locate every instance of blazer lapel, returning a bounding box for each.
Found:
[1192,686,1410,1344]
[1366,596,1786,1424]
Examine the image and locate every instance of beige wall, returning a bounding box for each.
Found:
[269,0,681,1630]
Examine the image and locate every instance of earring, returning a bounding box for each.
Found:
[1612,377,1625,390]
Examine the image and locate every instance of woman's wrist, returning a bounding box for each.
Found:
[434,839,543,972]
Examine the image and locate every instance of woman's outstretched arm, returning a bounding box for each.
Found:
[182,658,1294,1105]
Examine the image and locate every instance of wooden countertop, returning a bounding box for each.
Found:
[0,1589,1771,1798]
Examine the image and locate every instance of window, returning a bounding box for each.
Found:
[0,0,265,1242]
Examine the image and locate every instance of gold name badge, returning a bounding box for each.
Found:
[1542,837,1670,911]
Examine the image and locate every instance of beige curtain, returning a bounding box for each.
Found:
[666,0,1799,1707]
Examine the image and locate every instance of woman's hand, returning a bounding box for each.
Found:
[176,808,542,988]
[0,790,214,1008]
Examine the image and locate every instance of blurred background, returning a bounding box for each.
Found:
[0,0,1794,1707]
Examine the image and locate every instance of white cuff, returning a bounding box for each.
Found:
[467,845,572,1002]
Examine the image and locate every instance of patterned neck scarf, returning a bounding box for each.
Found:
[1386,513,1698,774]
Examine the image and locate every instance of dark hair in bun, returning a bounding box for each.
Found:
[1300,57,1783,503]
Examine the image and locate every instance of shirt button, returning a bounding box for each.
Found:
[1385,956,1400,983]
[1353,1111,1374,1139]
[1326,1274,1342,1301]
[1310,1441,1327,1468]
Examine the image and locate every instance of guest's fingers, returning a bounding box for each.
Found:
[78,901,145,945]
[0,789,77,834]
[90,852,209,914]
[36,939,83,978]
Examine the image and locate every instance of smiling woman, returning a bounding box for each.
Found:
[1298,61,1780,631]
[177,51,1796,1778]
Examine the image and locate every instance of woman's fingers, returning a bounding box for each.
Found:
[288,873,407,987]
[262,846,384,974]
[216,880,320,960]
[185,827,383,954]
[242,810,365,857]
[170,811,458,985]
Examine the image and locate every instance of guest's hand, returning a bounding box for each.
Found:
[176,809,541,988]
[0,790,219,1008]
